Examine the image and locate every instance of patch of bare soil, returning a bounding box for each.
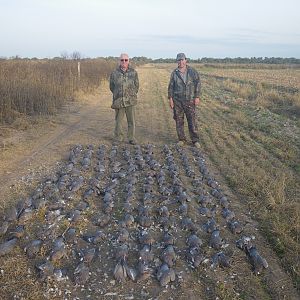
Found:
[0,66,298,300]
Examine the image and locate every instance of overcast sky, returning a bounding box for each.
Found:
[1,0,299,59]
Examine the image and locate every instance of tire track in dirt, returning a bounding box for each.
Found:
[136,65,176,144]
[0,84,114,208]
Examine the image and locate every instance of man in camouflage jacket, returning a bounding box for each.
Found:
[109,53,139,144]
[168,53,201,148]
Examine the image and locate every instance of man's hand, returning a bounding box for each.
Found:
[169,98,174,109]
[194,97,200,105]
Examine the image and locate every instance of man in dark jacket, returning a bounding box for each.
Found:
[109,53,139,144]
[168,53,201,148]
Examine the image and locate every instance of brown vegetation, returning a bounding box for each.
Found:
[0,58,115,124]
[195,64,300,290]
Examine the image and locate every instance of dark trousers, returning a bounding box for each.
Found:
[173,100,199,143]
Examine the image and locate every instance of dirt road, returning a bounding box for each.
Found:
[0,64,298,299]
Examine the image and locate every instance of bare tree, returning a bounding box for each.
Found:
[71,51,82,60]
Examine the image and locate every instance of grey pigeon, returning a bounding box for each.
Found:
[64,228,77,242]
[124,263,138,281]
[227,220,243,234]
[219,196,229,208]
[202,218,217,233]
[157,264,176,287]
[139,244,154,263]
[0,238,18,256]
[94,214,110,227]
[163,233,174,246]
[221,208,235,221]
[117,228,130,243]
[247,246,268,275]
[5,206,18,222]
[0,221,9,236]
[121,214,135,227]
[186,247,205,268]
[162,245,176,267]
[36,261,54,280]
[82,230,105,244]
[187,234,202,248]
[18,208,33,224]
[178,203,188,216]
[80,248,96,264]
[113,258,127,282]
[74,262,90,285]
[209,230,223,250]
[137,260,152,281]
[9,225,25,239]
[210,252,230,269]
[236,236,254,252]
[115,244,129,260]
[139,231,154,246]
[25,240,42,258]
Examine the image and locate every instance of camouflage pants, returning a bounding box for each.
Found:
[173,100,199,143]
[114,105,136,141]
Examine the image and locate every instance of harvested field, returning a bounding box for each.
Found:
[0,64,299,299]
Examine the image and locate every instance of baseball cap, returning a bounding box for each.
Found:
[176,53,186,61]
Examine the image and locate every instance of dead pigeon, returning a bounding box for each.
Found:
[139,244,154,263]
[219,196,229,208]
[18,208,33,224]
[162,245,176,267]
[79,247,96,264]
[4,206,18,222]
[247,246,268,275]
[210,252,231,269]
[117,228,130,243]
[137,260,152,281]
[74,262,90,285]
[139,231,154,246]
[113,258,128,282]
[157,264,176,286]
[227,220,243,234]
[9,225,25,239]
[0,221,9,236]
[178,203,188,216]
[187,234,202,248]
[236,236,254,252]
[186,247,205,268]
[221,208,235,221]
[36,261,54,280]
[82,230,105,244]
[0,238,18,256]
[209,230,223,250]
[121,214,135,227]
[64,228,77,243]
[115,244,129,260]
[94,214,110,227]
[163,233,175,246]
[202,218,217,233]
[24,240,42,258]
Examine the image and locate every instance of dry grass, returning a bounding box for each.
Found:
[0,59,115,124]
[195,64,300,290]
